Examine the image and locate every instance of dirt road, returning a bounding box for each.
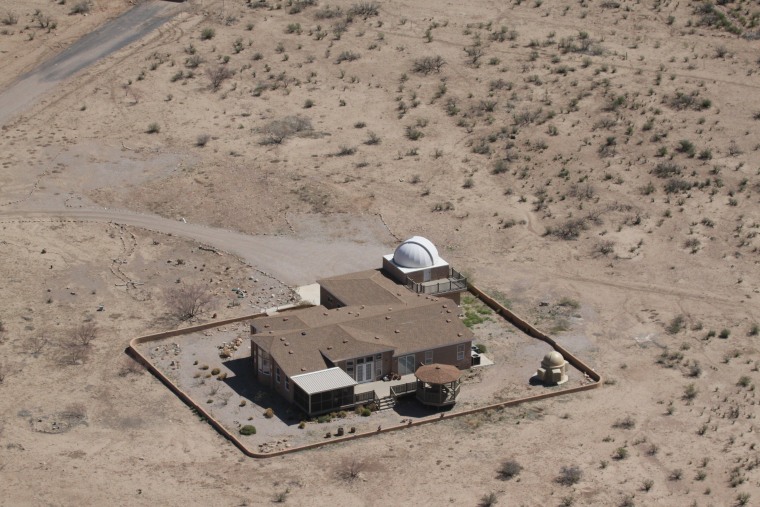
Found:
[0,1,182,127]
[0,207,388,286]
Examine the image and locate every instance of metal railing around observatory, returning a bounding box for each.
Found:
[405,268,467,295]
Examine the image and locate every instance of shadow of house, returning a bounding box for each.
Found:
[222,357,302,425]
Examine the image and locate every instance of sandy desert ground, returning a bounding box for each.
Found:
[1,0,759,505]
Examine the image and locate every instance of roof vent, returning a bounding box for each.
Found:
[394,329,400,334]
[385,316,391,320]
[327,346,333,350]
[457,332,463,337]
[279,337,285,341]
[288,350,294,354]
[374,336,380,340]
[343,339,349,343]
[446,319,451,323]
[301,367,306,371]
[282,317,288,321]
[301,331,307,336]
[361,305,365,309]
[264,324,270,328]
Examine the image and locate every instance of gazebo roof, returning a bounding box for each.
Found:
[415,363,461,384]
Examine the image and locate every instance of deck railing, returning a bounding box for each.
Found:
[405,268,467,295]
[354,390,376,404]
[390,381,418,399]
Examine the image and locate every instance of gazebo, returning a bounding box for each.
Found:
[415,363,462,407]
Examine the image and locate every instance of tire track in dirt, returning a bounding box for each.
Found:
[549,271,739,308]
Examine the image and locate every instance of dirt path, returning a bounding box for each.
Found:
[0,207,388,286]
[0,1,183,127]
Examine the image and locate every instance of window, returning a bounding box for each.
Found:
[457,344,465,361]
[424,350,434,365]
[346,360,354,376]
[275,367,281,384]
[257,348,271,375]
[284,377,290,391]
[375,354,383,377]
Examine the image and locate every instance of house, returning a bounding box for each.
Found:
[250,237,471,416]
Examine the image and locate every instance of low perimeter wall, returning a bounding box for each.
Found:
[127,288,602,458]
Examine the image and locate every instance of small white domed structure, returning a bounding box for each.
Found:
[392,236,440,269]
[535,351,568,385]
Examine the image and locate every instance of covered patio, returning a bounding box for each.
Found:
[291,367,360,416]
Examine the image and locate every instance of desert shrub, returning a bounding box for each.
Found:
[315,6,343,19]
[405,126,424,140]
[211,368,220,375]
[146,123,160,134]
[264,408,274,418]
[612,447,628,460]
[165,283,212,320]
[260,115,313,144]
[239,424,256,435]
[737,376,751,387]
[498,459,522,480]
[666,315,685,334]
[664,178,691,194]
[475,344,487,353]
[206,66,233,91]
[196,134,210,147]
[412,56,446,74]
[347,2,380,18]
[200,28,216,40]
[69,2,91,15]
[719,328,730,339]
[683,383,698,401]
[364,131,381,145]
[492,160,509,175]
[336,51,360,63]
[652,162,681,178]
[478,493,498,507]
[317,414,332,423]
[612,416,636,429]
[298,421,306,429]
[676,139,696,157]
[360,407,371,417]
[557,465,582,485]
[547,218,589,240]
[1,11,18,26]
[749,324,759,336]
[336,145,356,156]
[185,54,202,69]
[669,469,683,481]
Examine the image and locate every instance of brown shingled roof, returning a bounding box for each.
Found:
[415,363,462,384]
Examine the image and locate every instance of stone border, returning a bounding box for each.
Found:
[127,285,601,458]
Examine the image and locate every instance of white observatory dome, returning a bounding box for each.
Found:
[393,236,439,269]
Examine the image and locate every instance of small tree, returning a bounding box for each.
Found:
[166,284,212,321]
